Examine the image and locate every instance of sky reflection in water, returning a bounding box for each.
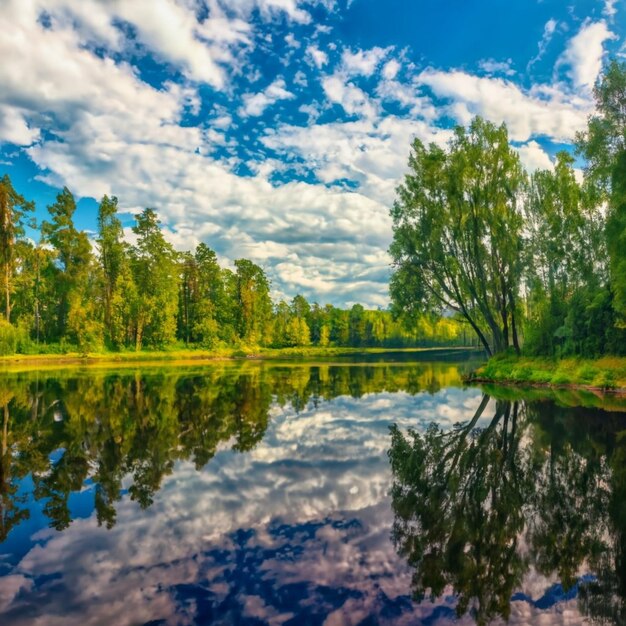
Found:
[0,358,624,625]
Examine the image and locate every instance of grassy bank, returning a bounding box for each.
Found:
[467,354,626,393]
[0,345,476,369]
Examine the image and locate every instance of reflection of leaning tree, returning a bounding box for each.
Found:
[389,396,532,624]
[528,401,626,625]
[389,396,626,625]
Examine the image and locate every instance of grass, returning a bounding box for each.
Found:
[468,353,626,392]
[0,345,476,369]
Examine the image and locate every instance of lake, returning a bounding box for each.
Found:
[0,353,625,625]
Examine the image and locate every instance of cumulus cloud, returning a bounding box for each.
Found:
[306,44,329,68]
[341,46,389,76]
[241,78,295,116]
[557,20,616,90]
[516,140,554,172]
[418,69,592,142]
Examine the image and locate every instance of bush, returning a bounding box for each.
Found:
[576,364,599,384]
[510,366,533,382]
[551,372,572,385]
[529,370,553,384]
[0,320,18,355]
[593,370,616,390]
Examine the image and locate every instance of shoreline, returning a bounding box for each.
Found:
[464,354,626,396]
[464,375,626,397]
[0,346,480,370]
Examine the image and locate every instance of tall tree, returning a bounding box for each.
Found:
[577,60,626,321]
[194,244,224,347]
[41,188,97,344]
[0,175,32,322]
[390,117,526,355]
[524,153,606,354]
[129,208,179,349]
[233,259,272,345]
[96,195,127,342]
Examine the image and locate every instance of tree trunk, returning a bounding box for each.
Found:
[4,262,9,322]
[509,289,521,355]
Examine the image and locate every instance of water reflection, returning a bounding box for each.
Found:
[0,361,465,537]
[389,394,626,625]
[1,360,626,624]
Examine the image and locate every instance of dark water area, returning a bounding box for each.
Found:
[0,357,625,625]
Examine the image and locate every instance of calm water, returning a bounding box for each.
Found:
[1,355,626,625]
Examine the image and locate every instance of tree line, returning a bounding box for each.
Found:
[0,183,466,355]
[391,60,626,358]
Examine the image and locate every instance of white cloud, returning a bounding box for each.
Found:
[228,0,314,24]
[381,59,400,80]
[604,0,618,18]
[418,69,592,142]
[241,78,295,117]
[516,140,554,172]
[284,33,300,48]
[322,74,378,118]
[0,105,40,146]
[557,19,616,90]
[341,46,389,77]
[0,0,617,309]
[306,44,329,68]
[479,58,515,76]
[527,18,558,72]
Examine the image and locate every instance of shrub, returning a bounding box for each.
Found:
[551,372,572,386]
[576,364,600,384]
[0,320,18,355]
[593,370,616,390]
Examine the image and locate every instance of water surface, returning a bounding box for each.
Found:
[0,356,625,625]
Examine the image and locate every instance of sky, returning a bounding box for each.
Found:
[0,0,625,308]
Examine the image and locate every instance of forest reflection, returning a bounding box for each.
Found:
[389,394,626,625]
[0,360,463,540]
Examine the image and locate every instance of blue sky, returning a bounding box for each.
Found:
[0,0,624,307]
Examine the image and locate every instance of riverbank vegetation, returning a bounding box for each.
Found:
[0,186,468,357]
[390,60,626,364]
[467,353,626,392]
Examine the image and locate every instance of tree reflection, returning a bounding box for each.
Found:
[0,360,462,536]
[389,395,626,625]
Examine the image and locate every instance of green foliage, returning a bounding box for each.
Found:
[0,319,18,355]
[390,117,525,356]
[475,354,626,391]
[130,208,179,348]
[0,175,33,322]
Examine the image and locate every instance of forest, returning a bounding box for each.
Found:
[0,180,464,355]
[391,60,626,359]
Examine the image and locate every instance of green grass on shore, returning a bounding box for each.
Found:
[469,353,626,391]
[0,345,474,368]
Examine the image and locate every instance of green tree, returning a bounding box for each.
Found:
[577,60,626,323]
[390,117,526,355]
[41,188,101,347]
[129,208,179,349]
[0,175,32,323]
[349,303,366,346]
[524,153,606,355]
[233,259,272,345]
[97,195,128,344]
[194,244,224,347]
